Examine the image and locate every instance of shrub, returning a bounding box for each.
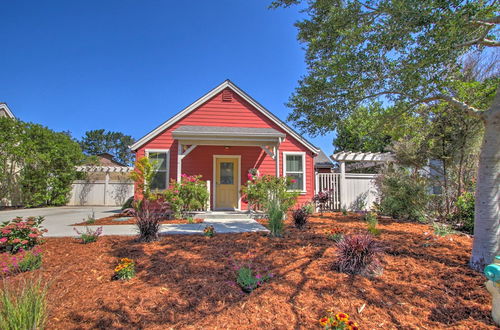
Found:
[319,311,359,330]
[233,257,273,293]
[203,225,215,237]
[302,202,315,216]
[114,258,135,280]
[17,248,43,273]
[241,175,298,213]
[267,199,284,237]
[451,191,475,234]
[377,168,429,222]
[325,227,344,242]
[0,277,48,330]
[121,196,134,211]
[341,208,348,216]
[433,222,455,237]
[73,226,103,244]
[127,198,170,242]
[164,175,209,217]
[313,191,330,215]
[0,247,43,275]
[0,217,46,253]
[292,207,309,229]
[334,234,384,276]
[364,212,380,236]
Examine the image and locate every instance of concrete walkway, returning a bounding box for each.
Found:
[0,206,268,237]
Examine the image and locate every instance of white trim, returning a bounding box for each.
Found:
[130,80,319,154]
[0,103,15,120]
[145,149,170,190]
[283,151,307,193]
[212,155,241,211]
[331,151,395,162]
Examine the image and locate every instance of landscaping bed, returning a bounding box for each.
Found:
[6,213,495,329]
[72,214,204,226]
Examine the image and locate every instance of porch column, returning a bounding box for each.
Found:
[177,143,182,182]
[339,161,346,210]
[275,145,280,177]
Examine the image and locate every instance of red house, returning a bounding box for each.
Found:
[130,80,321,211]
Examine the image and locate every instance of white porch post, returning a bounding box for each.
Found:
[104,171,110,206]
[339,161,346,210]
[275,146,280,177]
[177,142,182,182]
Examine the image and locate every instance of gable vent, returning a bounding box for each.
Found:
[222,89,233,102]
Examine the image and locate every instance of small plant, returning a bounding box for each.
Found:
[334,234,384,276]
[203,225,215,237]
[451,191,475,234]
[292,207,309,229]
[319,311,359,330]
[121,196,134,211]
[0,247,43,275]
[73,226,103,244]
[17,247,43,273]
[0,277,48,330]
[84,210,96,224]
[364,212,380,236]
[187,216,195,224]
[267,199,284,237]
[433,222,455,237]
[325,227,344,242]
[126,198,170,242]
[302,202,315,216]
[0,216,47,253]
[313,191,330,216]
[114,258,135,280]
[341,208,348,216]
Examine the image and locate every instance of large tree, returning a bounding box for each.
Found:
[79,129,135,166]
[272,0,499,269]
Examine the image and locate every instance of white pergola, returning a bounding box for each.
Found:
[330,151,395,209]
[75,166,134,205]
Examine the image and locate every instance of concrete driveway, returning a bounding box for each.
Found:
[0,206,268,237]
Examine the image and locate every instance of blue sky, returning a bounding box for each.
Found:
[1,0,335,154]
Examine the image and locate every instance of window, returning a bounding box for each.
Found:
[283,152,306,192]
[146,149,169,191]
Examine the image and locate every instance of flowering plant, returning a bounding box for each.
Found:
[203,225,215,237]
[319,311,359,330]
[326,226,344,242]
[164,174,209,217]
[313,191,331,215]
[241,175,299,213]
[247,168,260,181]
[0,216,47,253]
[0,246,43,275]
[73,226,103,244]
[114,258,135,280]
[233,255,273,293]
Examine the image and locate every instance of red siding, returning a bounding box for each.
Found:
[135,88,316,208]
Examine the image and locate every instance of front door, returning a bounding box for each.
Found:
[215,157,239,209]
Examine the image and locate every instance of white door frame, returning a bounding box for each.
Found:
[213,155,241,210]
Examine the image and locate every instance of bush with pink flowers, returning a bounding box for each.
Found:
[0,216,47,253]
[0,246,43,275]
[163,174,209,217]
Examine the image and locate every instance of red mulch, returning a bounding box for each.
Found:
[5,213,495,329]
[73,214,204,226]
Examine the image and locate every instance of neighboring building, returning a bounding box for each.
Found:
[0,103,15,119]
[96,153,127,167]
[314,150,334,173]
[131,80,321,210]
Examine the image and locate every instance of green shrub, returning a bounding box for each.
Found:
[17,249,43,273]
[0,277,48,330]
[163,175,209,217]
[451,191,475,234]
[242,175,298,214]
[377,168,429,222]
[121,196,134,210]
[364,212,380,236]
[433,222,455,237]
[0,217,46,253]
[267,199,284,237]
[236,266,272,293]
[302,203,315,216]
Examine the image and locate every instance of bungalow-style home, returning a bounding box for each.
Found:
[130,80,323,211]
[0,103,15,119]
[314,150,335,173]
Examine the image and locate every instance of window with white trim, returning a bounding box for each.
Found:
[146,149,169,191]
[283,152,306,191]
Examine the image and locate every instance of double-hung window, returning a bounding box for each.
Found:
[283,152,306,192]
[145,149,169,191]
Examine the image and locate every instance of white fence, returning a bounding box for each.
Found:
[68,180,134,206]
[315,172,379,211]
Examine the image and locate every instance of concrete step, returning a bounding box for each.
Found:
[196,212,253,220]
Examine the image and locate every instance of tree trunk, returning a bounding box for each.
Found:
[470,88,500,270]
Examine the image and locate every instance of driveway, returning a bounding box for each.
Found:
[0,206,268,237]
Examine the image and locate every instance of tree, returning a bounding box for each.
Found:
[272,0,500,269]
[79,129,135,166]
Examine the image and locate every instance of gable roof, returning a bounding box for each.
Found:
[130,80,319,154]
[0,103,15,119]
[314,150,334,168]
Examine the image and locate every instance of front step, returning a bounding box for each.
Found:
[196,211,252,220]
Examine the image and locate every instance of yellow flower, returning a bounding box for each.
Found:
[335,313,349,322]
[319,317,328,327]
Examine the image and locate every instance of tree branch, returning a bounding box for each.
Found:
[419,94,483,116]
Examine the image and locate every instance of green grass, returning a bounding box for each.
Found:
[0,278,49,330]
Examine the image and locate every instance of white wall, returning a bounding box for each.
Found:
[68,180,134,206]
[344,173,378,211]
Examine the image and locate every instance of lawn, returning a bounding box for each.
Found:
[6,213,495,329]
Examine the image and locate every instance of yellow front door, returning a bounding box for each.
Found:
[215,157,239,209]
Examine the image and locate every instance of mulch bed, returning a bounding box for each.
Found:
[5,213,495,329]
[73,214,204,226]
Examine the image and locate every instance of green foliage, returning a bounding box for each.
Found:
[235,264,272,293]
[242,175,299,214]
[114,258,135,280]
[73,226,103,244]
[0,217,46,253]
[0,118,85,207]
[121,197,134,211]
[0,277,48,330]
[341,208,348,216]
[163,175,209,217]
[433,222,455,237]
[17,249,43,273]
[129,157,156,200]
[451,191,475,234]
[301,202,314,216]
[377,167,429,222]
[79,129,135,166]
[267,199,285,237]
[364,212,380,236]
